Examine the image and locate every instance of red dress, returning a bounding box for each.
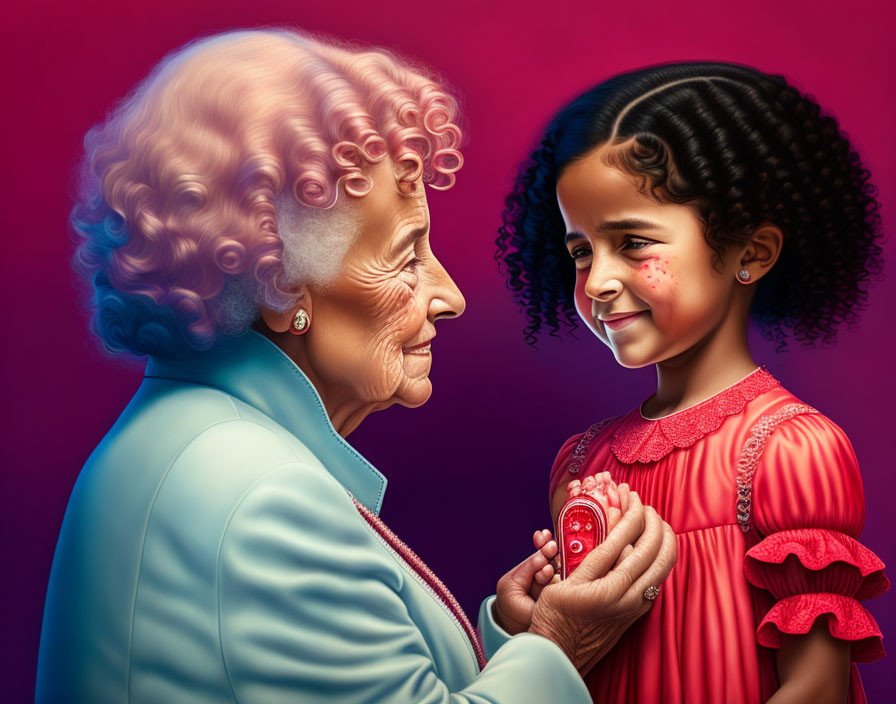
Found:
[549,368,887,704]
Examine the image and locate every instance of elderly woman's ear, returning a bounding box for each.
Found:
[258,289,313,336]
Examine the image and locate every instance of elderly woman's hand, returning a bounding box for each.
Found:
[493,529,560,635]
[528,491,677,676]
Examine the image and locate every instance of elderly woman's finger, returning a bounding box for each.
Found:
[606,479,621,510]
[606,506,622,533]
[533,562,555,585]
[600,505,664,600]
[618,483,631,514]
[625,521,678,610]
[613,543,635,569]
[568,491,646,584]
[539,539,559,561]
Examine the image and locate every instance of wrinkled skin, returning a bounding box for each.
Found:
[258,158,465,436]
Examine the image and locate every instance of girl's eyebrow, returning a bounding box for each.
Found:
[564,231,588,245]
[565,217,665,245]
[597,217,664,232]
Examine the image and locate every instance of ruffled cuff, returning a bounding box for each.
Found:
[756,593,885,662]
[744,528,889,601]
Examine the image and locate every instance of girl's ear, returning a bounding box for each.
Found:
[738,223,783,283]
[258,286,313,333]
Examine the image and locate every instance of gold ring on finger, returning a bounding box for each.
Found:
[643,585,661,601]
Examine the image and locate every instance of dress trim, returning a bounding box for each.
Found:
[755,592,885,662]
[567,416,623,475]
[610,367,781,464]
[352,497,488,670]
[735,403,817,532]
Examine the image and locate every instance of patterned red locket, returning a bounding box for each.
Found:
[559,494,608,579]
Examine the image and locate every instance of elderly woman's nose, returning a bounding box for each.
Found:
[428,257,465,320]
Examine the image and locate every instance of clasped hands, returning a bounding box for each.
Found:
[494,475,677,675]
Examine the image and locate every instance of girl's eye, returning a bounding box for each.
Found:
[570,246,592,260]
[623,237,654,251]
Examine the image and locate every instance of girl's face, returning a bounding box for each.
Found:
[556,144,743,369]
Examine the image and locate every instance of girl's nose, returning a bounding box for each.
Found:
[586,275,624,303]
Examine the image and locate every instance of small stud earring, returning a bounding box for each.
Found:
[736,269,752,283]
[291,309,310,334]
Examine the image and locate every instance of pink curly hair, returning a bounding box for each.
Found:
[71,28,464,358]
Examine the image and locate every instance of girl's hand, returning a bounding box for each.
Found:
[566,472,625,532]
[494,529,560,635]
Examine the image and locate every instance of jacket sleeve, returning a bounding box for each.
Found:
[217,461,591,704]
[478,595,512,660]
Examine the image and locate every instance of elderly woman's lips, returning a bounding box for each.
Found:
[403,341,432,354]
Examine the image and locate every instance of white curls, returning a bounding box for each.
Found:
[276,190,362,291]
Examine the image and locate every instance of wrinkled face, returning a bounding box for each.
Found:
[556,145,741,368]
[305,159,465,409]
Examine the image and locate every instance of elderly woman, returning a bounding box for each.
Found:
[36,29,676,702]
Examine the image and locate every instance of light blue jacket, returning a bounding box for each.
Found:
[37,330,590,703]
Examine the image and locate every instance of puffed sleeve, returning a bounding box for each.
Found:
[218,461,591,703]
[744,412,888,662]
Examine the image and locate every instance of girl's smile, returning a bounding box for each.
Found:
[557,142,748,370]
[600,310,648,331]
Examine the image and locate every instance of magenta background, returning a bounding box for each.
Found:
[2,1,894,701]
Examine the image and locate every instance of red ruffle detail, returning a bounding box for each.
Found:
[611,367,780,463]
[756,593,885,662]
[745,529,889,601]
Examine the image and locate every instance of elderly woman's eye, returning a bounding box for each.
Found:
[403,257,422,273]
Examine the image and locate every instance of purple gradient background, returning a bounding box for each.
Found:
[2,1,894,701]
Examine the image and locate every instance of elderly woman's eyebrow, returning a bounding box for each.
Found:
[390,223,429,259]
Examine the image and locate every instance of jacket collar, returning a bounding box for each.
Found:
[144,329,387,514]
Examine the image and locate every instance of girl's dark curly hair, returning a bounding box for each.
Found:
[496,62,883,347]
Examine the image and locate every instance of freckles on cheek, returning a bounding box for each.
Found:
[638,257,676,292]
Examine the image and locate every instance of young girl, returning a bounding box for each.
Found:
[497,63,887,703]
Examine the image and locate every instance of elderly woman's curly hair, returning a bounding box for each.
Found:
[72,28,463,359]
[496,62,883,348]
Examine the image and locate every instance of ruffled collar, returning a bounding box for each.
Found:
[611,367,780,464]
